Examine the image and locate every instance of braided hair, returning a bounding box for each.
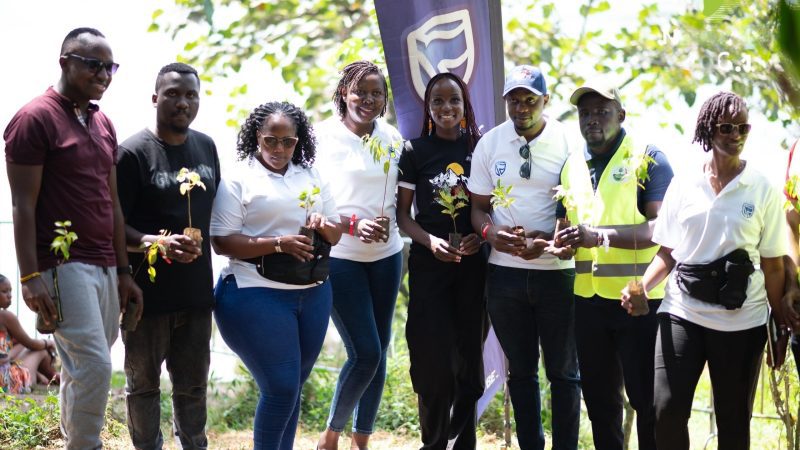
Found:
[692,91,747,153]
[236,101,317,167]
[332,60,388,119]
[419,73,482,153]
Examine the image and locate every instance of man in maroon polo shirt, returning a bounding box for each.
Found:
[4,27,142,450]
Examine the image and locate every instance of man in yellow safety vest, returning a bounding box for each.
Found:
[554,80,674,450]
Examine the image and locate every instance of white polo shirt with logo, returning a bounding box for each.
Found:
[210,160,339,290]
[315,117,405,262]
[467,118,575,270]
[653,163,787,331]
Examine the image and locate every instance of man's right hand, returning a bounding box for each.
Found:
[163,234,202,263]
[22,277,57,325]
[486,225,527,255]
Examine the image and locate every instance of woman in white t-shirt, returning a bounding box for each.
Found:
[210,101,341,450]
[622,92,787,449]
[315,61,404,450]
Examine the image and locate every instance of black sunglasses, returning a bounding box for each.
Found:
[519,143,531,179]
[259,134,299,149]
[63,53,119,75]
[716,123,751,135]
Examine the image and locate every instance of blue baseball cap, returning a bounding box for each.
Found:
[503,65,547,97]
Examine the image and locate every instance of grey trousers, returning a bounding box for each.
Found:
[123,309,212,450]
[44,262,120,450]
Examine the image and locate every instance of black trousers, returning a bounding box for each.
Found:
[575,295,660,450]
[653,313,766,450]
[406,249,486,450]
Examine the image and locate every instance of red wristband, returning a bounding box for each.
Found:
[481,223,491,240]
[349,214,357,236]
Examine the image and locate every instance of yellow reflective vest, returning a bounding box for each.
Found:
[559,135,666,300]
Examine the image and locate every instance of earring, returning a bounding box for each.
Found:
[428,119,433,136]
[460,118,467,130]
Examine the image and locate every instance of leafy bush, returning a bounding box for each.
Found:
[208,363,259,432]
[0,393,61,448]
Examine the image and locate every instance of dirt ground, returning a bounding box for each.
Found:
[43,429,514,449]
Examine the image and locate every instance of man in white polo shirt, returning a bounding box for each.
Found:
[468,65,579,450]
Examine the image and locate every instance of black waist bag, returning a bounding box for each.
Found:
[244,231,332,285]
[675,249,755,310]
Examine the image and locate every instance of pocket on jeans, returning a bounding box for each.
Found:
[560,268,576,279]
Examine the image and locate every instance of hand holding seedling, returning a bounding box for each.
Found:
[620,283,649,317]
[355,218,386,244]
[429,235,461,263]
[557,224,599,249]
[516,236,550,260]
[459,233,481,256]
[485,225,526,255]
[163,234,202,263]
[279,235,315,262]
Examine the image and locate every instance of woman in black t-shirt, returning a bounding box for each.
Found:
[396,73,486,449]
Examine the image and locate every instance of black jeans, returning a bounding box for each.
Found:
[575,295,661,450]
[653,313,766,450]
[406,250,486,450]
[486,265,579,450]
[122,309,212,450]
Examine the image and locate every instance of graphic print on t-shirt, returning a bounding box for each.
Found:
[430,163,469,201]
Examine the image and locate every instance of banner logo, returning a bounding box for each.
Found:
[405,9,476,100]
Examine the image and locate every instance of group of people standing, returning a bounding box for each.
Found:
[3,26,798,450]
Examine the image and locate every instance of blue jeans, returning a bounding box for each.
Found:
[213,275,332,450]
[485,265,579,450]
[326,251,403,434]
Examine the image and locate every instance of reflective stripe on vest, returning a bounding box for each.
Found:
[560,136,666,299]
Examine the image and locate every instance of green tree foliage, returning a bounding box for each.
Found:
[153,0,800,129]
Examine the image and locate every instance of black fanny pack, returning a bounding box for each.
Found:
[243,231,332,285]
[675,249,755,310]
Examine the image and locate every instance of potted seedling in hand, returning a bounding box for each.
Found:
[490,179,524,237]
[551,185,578,248]
[134,230,173,284]
[177,168,206,244]
[363,135,401,242]
[432,170,470,248]
[298,185,322,243]
[620,150,656,316]
[39,220,77,333]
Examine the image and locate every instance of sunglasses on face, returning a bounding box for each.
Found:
[715,123,751,135]
[519,143,531,179]
[259,134,299,149]
[62,53,119,75]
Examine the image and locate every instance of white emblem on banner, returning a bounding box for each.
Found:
[405,9,475,100]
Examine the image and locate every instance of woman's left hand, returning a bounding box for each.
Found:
[307,212,327,230]
[459,233,481,256]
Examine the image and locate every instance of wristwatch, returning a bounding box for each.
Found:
[117,265,133,275]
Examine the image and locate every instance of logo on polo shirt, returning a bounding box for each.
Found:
[495,161,507,176]
[741,202,755,218]
[611,165,628,182]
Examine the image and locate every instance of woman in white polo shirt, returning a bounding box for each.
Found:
[314,61,404,450]
[623,91,787,449]
[210,101,341,450]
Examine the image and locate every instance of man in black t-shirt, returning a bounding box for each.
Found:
[116,63,220,450]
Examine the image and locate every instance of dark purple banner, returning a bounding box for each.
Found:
[375,0,505,139]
